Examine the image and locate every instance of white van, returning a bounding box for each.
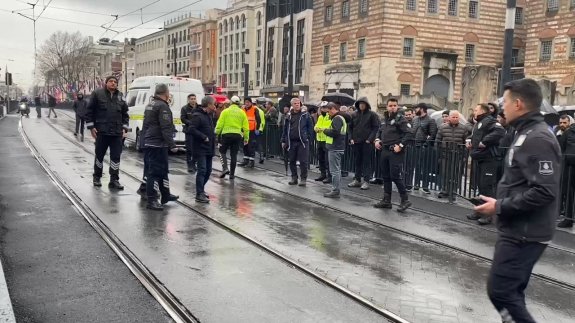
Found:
[125,76,205,149]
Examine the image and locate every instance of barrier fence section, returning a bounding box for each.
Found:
[262,124,575,222]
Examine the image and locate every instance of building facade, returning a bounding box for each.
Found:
[524,0,575,105]
[134,30,167,78]
[309,0,531,109]
[217,0,266,97]
[189,9,222,92]
[164,15,203,78]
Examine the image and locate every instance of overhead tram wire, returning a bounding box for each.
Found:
[98,0,161,39]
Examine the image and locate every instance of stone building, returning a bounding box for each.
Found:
[309,0,531,109]
[135,30,167,78]
[189,9,222,92]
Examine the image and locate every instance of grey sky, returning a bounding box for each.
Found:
[0,0,227,90]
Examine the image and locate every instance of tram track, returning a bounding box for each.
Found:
[55,110,575,293]
[33,112,408,322]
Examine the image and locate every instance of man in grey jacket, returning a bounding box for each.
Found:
[318,103,347,198]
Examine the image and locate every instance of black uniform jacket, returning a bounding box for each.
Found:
[495,112,561,242]
[85,88,129,136]
[143,97,176,149]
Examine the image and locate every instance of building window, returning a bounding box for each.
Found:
[403,38,414,57]
[229,54,233,70]
[257,30,261,47]
[224,21,228,33]
[569,38,575,58]
[515,7,523,24]
[323,45,330,64]
[242,15,246,28]
[256,50,261,68]
[428,0,438,13]
[357,38,366,58]
[540,40,552,61]
[241,72,244,87]
[325,5,333,22]
[359,0,368,16]
[406,0,416,11]
[242,32,246,49]
[266,27,274,84]
[340,42,347,62]
[465,44,475,63]
[281,23,290,83]
[257,12,262,26]
[230,19,234,31]
[236,33,239,50]
[295,19,305,84]
[235,73,238,84]
[469,0,479,18]
[400,84,411,95]
[547,0,559,12]
[224,55,227,70]
[256,71,261,87]
[448,0,458,16]
[512,48,520,66]
[235,53,239,69]
[342,1,350,19]
[219,23,222,35]
[230,35,233,50]
[219,39,222,54]
[571,0,575,10]
[241,53,245,65]
[219,57,222,72]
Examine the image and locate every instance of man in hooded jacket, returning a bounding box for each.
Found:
[73,93,88,141]
[348,97,380,190]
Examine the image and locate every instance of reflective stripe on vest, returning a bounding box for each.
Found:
[245,107,257,131]
[325,115,347,145]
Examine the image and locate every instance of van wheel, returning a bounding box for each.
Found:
[135,129,142,152]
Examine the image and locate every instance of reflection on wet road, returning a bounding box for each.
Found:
[26,111,575,323]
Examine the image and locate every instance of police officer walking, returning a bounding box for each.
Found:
[181,94,198,173]
[475,78,561,323]
[215,95,249,180]
[73,93,88,141]
[467,103,505,225]
[85,76,129,189]
[373,98,413,212]
[142,84,180,210]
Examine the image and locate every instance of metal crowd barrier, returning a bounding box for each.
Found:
[262,124,575,222]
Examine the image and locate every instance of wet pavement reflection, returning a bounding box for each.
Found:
[25,111,575,323]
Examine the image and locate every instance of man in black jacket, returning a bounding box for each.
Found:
[476,78,560,323]
[348,97,380,190]
[85,76,130,189]
[181,94,198,173]
[412,103,437,193]
[467,103,505,225]
[142,84,179,210]
[373,98,413,212]
[318,103,347,198]
[557,119,575,228]
[190,96,217,203]
[73,93,88,141]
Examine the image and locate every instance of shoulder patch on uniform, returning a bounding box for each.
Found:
[478,122,483,129]
[539,161,554,175]
[162,112,171,121]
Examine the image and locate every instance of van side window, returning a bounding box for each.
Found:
[142,93,148,105]
[126,91,137,107]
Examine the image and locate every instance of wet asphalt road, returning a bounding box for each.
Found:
[22,110,575,322]
[0,115,173,322]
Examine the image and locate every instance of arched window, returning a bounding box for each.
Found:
[219,23,222,35]
[242,14,246,28]
[229,18,234,31]
[257,12,262,26]
[235,16,240,30]
[224,20,228,33]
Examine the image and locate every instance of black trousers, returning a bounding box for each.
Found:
[242,131,257,160]
[476,159,499,198]
[487,237,547,323]
[75,116,85,135]
[219,133,242,175]
[317,141,330,176]
[381,148,407,196]
[289,140,309,179]
[145,147,170,199]
[93,135,123,180]
[560,163,575,219]
[353,142,373,182]
[185,133,196,169]
[257,132,266,160]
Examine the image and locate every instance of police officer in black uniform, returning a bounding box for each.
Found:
[181,94,198,173]
[475,78,560,323]
[85,76,129,189]
[142,84,179,210]
[467,103,505,224]
[373,98,413,212]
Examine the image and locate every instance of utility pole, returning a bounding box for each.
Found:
[287,0,294,98]
[244,49,249,98]
[500,0,516,96]
[173,36,177,76]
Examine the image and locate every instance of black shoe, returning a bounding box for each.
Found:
[467,213,481,221]
[406,186,413,192]
[238,160,248,167]
[374,199,393,209]
[229,174,235,180]
[195,194,210,203]
[298,179,307,187]
[315,174,327,182]
[422,188,431,194]
[369,178,383,185]
[259,159,264,164]
[288,177,298,185]
[219,170,230,178]
[137,185,147,200]
[557,219,574,228]
[324,190,340,198]
[80,134,84,142]
[187,167,197,174]
[437,192,448,199]
[248,160,255,168]
[322,177,332,184]
[108,180,124,190]
[397,199,412,213]
[161,194,179,205]
[477,217,492,225]
[73,133,77,136]
[146,200,164,211]
[93,177,102,187]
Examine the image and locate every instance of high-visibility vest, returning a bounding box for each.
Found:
[316,114,332,142]
[325,115,347,145]
[245,107,257,131]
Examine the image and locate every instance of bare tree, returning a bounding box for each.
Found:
[37,31,93,94]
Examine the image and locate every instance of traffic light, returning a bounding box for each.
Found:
[5,73,12,86]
